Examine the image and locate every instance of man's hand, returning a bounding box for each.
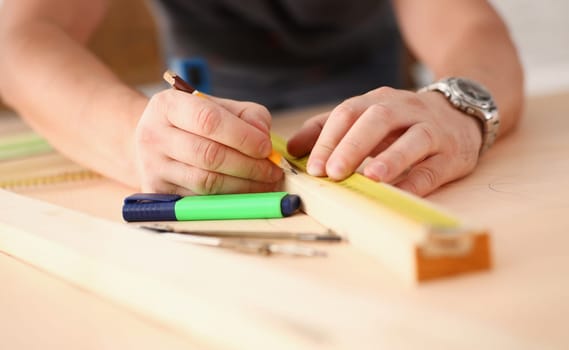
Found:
[287,87,483,196]
[135,90,283,195]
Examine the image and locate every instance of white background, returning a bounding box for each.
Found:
[490,0,569,95]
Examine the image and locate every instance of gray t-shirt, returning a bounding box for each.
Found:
[151,0,402,109]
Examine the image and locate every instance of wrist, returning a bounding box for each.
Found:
[421,91,483,154]
[418,77,499,155]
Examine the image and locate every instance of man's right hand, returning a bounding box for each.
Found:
[134,89,283,195]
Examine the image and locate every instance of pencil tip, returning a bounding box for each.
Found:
[281,158,297,175]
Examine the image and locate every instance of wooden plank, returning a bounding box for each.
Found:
[0,252,212,350]
[271,136,491,283]
[1,189,523,350]
[0,190,342,350]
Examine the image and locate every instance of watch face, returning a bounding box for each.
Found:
[454,78,493,108]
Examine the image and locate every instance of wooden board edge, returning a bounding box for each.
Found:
[282,169,492,284]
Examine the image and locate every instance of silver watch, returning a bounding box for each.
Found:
[418,77,499,155]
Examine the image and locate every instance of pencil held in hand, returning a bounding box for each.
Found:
[162,70,296,174]
[269,149,297,175]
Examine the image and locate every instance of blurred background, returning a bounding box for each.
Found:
[1,0,568,112]
[490,0,569,95]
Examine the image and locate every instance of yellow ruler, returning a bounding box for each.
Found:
[271,134,491,283]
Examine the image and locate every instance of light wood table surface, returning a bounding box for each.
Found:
[1,92,568,349]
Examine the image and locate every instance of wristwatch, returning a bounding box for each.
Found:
[418,77,500,155]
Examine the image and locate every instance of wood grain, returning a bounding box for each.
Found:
[2,92,569,349]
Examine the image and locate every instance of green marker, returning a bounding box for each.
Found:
[122,192,301,222]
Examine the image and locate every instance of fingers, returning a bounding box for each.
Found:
[140,158,280,195]
[137,133,282,195]
[307,90,417,180]
[286,113,328,157]
[326,103,416,180]
[152,90,272,158]
[394,155,452,197]
[211,97,272,134]
[305,100,369,177]
[395,147,479,196]
[364,123,439,183]
[161,125,282,183]
[136,90,281,195]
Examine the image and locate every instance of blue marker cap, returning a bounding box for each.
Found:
[281,194,301,216]
[122,193,181,222]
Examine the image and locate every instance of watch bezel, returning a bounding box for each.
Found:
[449,78,494,111]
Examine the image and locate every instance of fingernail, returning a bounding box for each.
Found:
[307,159,325,176]
[261,138,272,156]
[327,159,347,179]
[366,162,388,181]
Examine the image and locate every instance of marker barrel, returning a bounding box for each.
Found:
[175,192,299,220]
[122,192,301,222]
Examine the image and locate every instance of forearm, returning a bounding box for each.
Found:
[0,20,147,186]
[394,0,524,136]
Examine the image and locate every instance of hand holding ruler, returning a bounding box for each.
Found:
[271,135,491,284]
